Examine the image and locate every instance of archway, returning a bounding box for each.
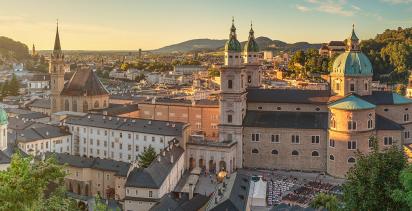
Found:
[199,159,205,170]
[77,183,81,195]
[64,99,70,111]
[84,184,89,196]
[208,160,216,173]
[219,160,226,171]
[68,182,73,192]
[189,157,196,170]
[94,101,99,108]
[72,100,78,112]
[83,101,88,112]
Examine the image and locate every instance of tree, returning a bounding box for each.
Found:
[94,195,108,211]
[343,136,408,211]
[0,153,77,211]
[138,146,157,168]
[310,193,339,211]
[208,67,220,77]
[8,74,20,96]
[392,164,412,209]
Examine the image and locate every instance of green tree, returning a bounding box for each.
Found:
[94,195,108,211]
[138,146,157,168]
[208,67,220,77]
[343,136,408,211]
[0,153,77,211]
[392,164,412,209]
[310,193,339,211]
[8,74,20,96]
[396,84,407,96]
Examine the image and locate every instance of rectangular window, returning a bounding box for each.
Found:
[329,139,335,147]
[405,131,410,139]
[119,143,123,150]
[228,80,233,89]
[384,137,393,145]
[128,144,132,151]
[311,135,320,144]
[348,140,357,150]
[348,121,357,130]
[135,145,139,152]
[350,83,355,92]
[292,135,300,144]
[271,134,280,143]
[227,115,232,123]
[149,191,153,198]
[404,114,409,122]
[251,133,260,142]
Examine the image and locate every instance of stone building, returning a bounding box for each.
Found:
[189,21,411,178]
[49,24,109,114]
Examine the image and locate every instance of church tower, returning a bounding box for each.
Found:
[49,22,65,113]
[243,22,261,87]
[0,108,8,150]
[219,18,246,168]
[330,25,373,96]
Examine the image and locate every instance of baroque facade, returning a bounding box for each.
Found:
[188,21,411,178]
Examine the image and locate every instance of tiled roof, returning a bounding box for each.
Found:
[329,95,376,110]
[376,115,403,130]
[150,193,209,211]
[46,152,131,177]
[125,143,184,189]
[65,114,185,136]
[243,111,328,130]
[28,99,51,109]
[246,88,331,104]
[61,68,109,96]
[361,91,412,105]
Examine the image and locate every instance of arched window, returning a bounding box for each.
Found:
[330,118,336,128]
[94,101,99,108]
[291,150,299,156]
[271,149,278,155]
[64,99,69,111]
[72,100,77,112]
[252,149,259,154]
[329,154,335,160]
[348,120,357,130]
[367,119,373,129]
[83,101,88,112]
[348,157,356,163]
[312,151,319,157]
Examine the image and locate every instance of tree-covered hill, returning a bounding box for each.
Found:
[0,36,30,61]
[361,27,412,84]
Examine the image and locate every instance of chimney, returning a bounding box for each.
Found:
[157,155,161,162]
[88,115,91,119]
[103,111,108,116]
[189,183,194,200]
[162,150,166,156]
[170,154,174,163]
[46,131,49,136]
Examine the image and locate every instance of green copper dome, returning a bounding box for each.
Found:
[0,107,8,125]
[332,51,373,76]
[329,95,376,110]
[225,18,242,52]
[244,25,259,52]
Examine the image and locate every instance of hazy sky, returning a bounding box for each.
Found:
[1,0,411,50]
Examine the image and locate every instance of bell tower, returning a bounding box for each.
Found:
[243,22,261,87]
[49,21,65,113]
[219,18,247,168]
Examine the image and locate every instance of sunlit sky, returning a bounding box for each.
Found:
[1,0,411,50]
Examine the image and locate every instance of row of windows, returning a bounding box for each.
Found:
[329,155,356,163]
[73,127,166,141]
[84,149,142,161]
[330,119,374,130]
[256,106,321,112]
[83,137,163,147]
[329,137,395,149]
[251,149,320,157]
[251,134,320,144]
[334,81,368,92]
[126,189,153,198]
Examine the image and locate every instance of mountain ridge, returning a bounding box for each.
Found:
[151,36,322,53]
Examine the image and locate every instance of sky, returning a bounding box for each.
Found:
[0,0,411,50]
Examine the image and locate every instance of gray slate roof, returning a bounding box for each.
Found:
[46,152,130,177]
[125,143,184,189]
[243,111,329,130]
[246,88,331,104]
[28,99,51,109]
[150,193,209,211]
[206,172,251,211]
[65,114,185,136]
[376,115,404,130]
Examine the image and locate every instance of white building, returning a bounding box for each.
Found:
[124,140,185,211]
[174,65,206,75]
[64,114,188,163]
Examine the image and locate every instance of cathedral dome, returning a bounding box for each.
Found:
[332,51,373,76]
[331,25,372,77]
[244,26,259,53]
[0,107,8,125]
[225,18,242,52]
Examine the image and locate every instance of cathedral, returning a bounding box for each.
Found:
[49,24,109,113]
[188,20,412,178]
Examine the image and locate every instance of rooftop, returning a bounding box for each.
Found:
[61,68,109,96]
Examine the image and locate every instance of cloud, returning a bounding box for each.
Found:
[295,0,359,17]
[296,4,311,12]
[382,0,412,4]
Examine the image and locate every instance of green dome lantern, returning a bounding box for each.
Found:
[0,107,8,125]
[224,18,242,52]
[331,25,373,76]
[244,23,259,53]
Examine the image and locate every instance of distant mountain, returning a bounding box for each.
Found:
[0,36,30,60]
[151,36,322,54]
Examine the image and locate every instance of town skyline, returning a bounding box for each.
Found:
[1,0,412,50]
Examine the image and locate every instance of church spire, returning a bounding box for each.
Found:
[249,21,254,38]
[53,19,61,52]
[347,24,360,51]
[229,17,237,40]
